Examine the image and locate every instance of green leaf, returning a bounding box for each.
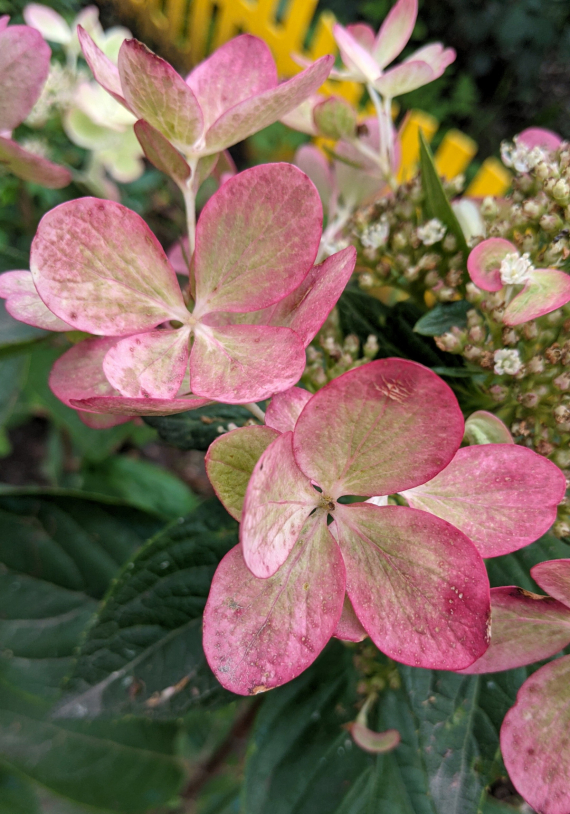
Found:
[243,642,521,814]
[81,456,199,520]
[414,301,472,336]
[61,500,237,719]
[0,352,28,427]
[0,768,40,814]
[143,404,257,451]
[419,131,469,257]
[486,531,570,592]
[0,490,183,813]
[0,303,46,353]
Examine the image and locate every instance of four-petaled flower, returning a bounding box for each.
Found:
[203,360,565,695]
[467,237,570,325]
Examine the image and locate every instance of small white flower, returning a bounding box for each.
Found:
[417,218,446,246]
[500,137,548,173]
[499,252,534,285]
[361,217,390,250]
[494,349,523,376]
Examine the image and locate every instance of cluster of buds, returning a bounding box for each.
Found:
[351,173,469,303]
[303,310,379,390]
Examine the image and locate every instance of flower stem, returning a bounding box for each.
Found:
[243,402,266,422]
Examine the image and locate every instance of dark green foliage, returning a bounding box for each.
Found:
[144,404,257,451]
[414,301,472,336]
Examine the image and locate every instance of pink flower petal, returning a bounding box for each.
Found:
[77,26,126,106]
[334,594,367,642]
[241,431,319,578]
[205,425,279,521]
[193,163,322,315]
[0,136,71,188]
[0,23,50,131]
[293,358,464,498]
[255,247,356,347]
[504,268,570,326]
[294,144,335,207]
[517,127,562,152]
[347,722,400,754]
[77,411,130,429]
[31,198,188,334]
[403,445,565,558]
[374,60,435,98]
[118,39,203,149]
[335,503,490,670]
[281,95,320,136]
[0,17,9,34]
[203,55,334,155]
[459,586,570,674]
[167,236,190,276]
[334,116,393,205]
[404,43,456,77]
[466,237,516,292]
[501,655,570,814]
[134,119,191,184]
[103,328,190,399]
[0,270,72,330]
[71,394,211,416]
[190,323,306,403]
[203,515,345,695]
[463,410,514,445]
[373,0,417,69]
[23,4,71,44]
[265,387,312,433]
[186,34,277,131]
[532,559,570,608]
[346,23,376,52]
[333,23,381,83]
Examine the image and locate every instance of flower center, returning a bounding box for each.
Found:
[499,252,533,286]
[318,494,336,512]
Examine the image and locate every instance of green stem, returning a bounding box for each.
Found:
[243,402,266,422]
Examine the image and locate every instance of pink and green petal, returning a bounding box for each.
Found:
[334,594,368,642]
[203,515,345,695]
[532,559,570,608]
[77,26,126,106]
[0,270,73,330]
[77,410,130,429]
[265,387,312,434]
[294,144,335,206]
[501,655,570,814]
[404,43,456,76]
[241,431,319,578]
[190,323,305,403]
[293,358,464,497]
[203,56,334,155]
[118,39,203,148]
[466,237,516,292]
[256,247,356,347]
[133,120,191,184]
[71,394,211,416]
[503,268,570,326]
[403,445,565,558]
[102,328,190,399]
[373,61,435,98]
[347,722,400,754]
[518,127,562,151]
[0,137,71,188]
[193,164,322,315]
[373,0,417,69]
[205,425,279,521]
[186,34,277,131]
[281,96,321,136]
[335,503,490,670]
[23,5,71,44]
[460,586,570,674]
[31,198,188,334]
[333,23,380,83]
[0,24,50,131]
[463,410,514,445]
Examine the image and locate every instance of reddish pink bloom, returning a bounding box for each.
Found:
[467,237,570,325]
[462,560,570,814]
[0,17,71,187]
[204,360,495,695]
[78,29,333,164]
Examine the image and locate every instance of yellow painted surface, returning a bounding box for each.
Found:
[434,129,477,180]
[466,157,512,197]
[397,110,438,183]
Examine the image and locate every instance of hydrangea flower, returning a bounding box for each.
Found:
[0,16,71,188]
[77,28,333,172]
[1,163,355,416]
[461,560,570,814]
[202,360,564,695]
[467,237,570,325]
[322,0,455,98]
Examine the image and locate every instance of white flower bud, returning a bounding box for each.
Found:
[361,218,390,250]
[500,252,533,285]
[494,349,523,376]
[417,218,447,246]
[553,178,570,202]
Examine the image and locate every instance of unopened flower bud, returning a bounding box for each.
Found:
[360,273,374,288]
[467,309,483,327]
[424,270,440,287]
[417,218,446,246]
[480,351,495,370]
[363,334,379,359]
[547,309,563,324]
[536,440,555,456]
[463,344,482,361]
[540,213,562,232]
[468,325,485,343]
[435,332,461,352]
[535,161,552,180]
[526,355,544,374]
[553,178,570,202]
[522,199,543,219]
[546,344,562,364]
[489,384,508,401]
[519,391,539,408]
[554,448,570,468]
[438,286,457,301]
[442,234,457,252]
[480,197,498,219]
[554,405,570,424]
[343,334,359,355]
[554,373,570,391]
[391,231,408,251]
[553,519,570,538]
[502,328,518,345]
[403,264,420,281]
[466,282,483,303]
[523,322,539,340]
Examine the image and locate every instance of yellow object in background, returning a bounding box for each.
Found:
[111,0,512,197]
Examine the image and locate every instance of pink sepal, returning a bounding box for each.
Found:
[265,387,312,433]
[0,270,72,330]
[467,237,516,291]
